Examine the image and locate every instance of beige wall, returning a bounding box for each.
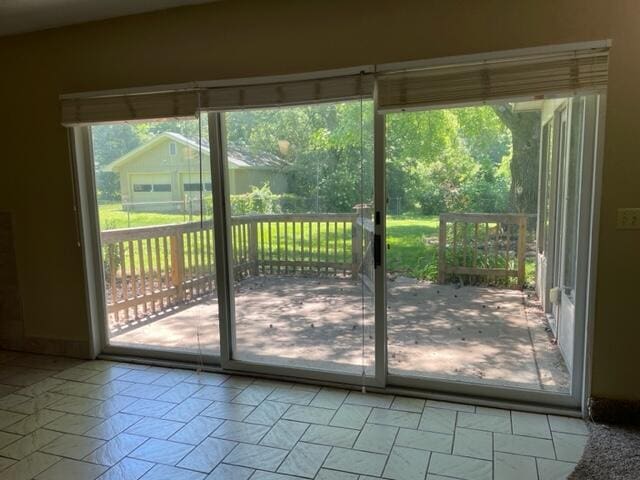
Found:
[0,0,638,399]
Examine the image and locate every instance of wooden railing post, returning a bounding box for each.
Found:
[248,220,259,276]
[438,215,447,284]
[170,229,185,302]
[517,214,527,286]
[351,215,360,279]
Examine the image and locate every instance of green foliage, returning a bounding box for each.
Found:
[231,183,279,215]
[387,106,512,215]
[226,102,373,213]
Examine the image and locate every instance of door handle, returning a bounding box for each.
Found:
[374,234,382,267]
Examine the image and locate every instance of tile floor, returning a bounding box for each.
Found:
[0,350,588,480]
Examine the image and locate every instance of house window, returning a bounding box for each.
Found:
[169,142,177,156]
[184,182,212,192]
[133,183,171,192]
[133,184,152,192]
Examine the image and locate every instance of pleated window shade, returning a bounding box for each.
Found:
[61,90,201,126]
[376,48,609,113]
[61,74,374,125]
[200,74,374,111]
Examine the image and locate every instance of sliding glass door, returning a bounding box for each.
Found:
[215,101,376,378]
[89,116,220,359]
[70,44,607,409]
[380,94,600,402]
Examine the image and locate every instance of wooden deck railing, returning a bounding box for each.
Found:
[438,213,528,286]
[101,213,373,327]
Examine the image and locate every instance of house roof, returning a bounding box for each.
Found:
[105,132,285,172]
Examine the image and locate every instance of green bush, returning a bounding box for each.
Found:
[230,183,307,215]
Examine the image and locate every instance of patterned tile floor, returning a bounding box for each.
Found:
[0,350,587,480]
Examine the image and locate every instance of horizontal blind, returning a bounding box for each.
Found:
[61,90,200,126]
[61,74,373,125]
[376,48,609,112]
[200,74,374,111]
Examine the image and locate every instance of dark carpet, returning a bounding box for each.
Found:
[569,423,640,479]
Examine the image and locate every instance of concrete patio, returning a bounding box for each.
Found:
[110,275,569,392]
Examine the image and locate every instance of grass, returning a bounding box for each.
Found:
[98,202,534,284]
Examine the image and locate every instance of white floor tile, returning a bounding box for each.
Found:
[244,401,289,426]
[261,419,309,449]
[456,412,511,433]
[35,458,107,480]
[536,458,577,480]
[130,438,194,465]
[211,420,270,443]
[177,437,236,472]
[125,417,184,439]
[494,452,537,480]
[170,416,223,445]
[206,463,253,480]
[139,463,205,479]
[301,424,358,448]
[282,405,335,425]
[344,392,393,408]
[162,398,211,423]
[511,411,552,438]
[201,401,255,421]
[383,446,430,480]
[453,427,492,460]
[322,447,387,476]
[0,452,60,480]
[390,396,425,413]
[493,432,555,459]
[548,415,589,435]
[85,413,143,440]
[84,433,148,466]
[329,404,371,430]
[39,433,105,460]
[310,389,348,410]
[44,413,103,435]
[552,431,587,462]
[267,388,316,405]
[314,468,358,480]
[396,427,452,453]
[353,423,397,454]
[419,407,456,434]
[224,443,288,471]
[278,441,331,478]
[367,407,420,428]
[428,452,492,480]
[0,428,61,459]
[96,458,154,480]
[426,400,475,412]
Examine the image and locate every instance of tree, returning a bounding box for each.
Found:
[91,124,141,200]
[492,105,541,213]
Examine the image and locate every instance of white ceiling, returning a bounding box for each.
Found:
[0,0,221,37]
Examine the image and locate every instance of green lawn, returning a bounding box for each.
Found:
[98,202,532,284]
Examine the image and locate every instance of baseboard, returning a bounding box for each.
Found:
[589,396,640,426]
[22,336,92,359]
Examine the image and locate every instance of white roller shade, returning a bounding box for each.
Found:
[200,74,374,111]
[61,90,200,126]
[376,48,609,112]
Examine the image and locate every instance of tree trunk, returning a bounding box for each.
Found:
[493,106,541,213]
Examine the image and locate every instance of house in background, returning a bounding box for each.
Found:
[105,132,288,211]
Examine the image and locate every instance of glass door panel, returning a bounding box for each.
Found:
[556,97,586,372]
[91,116,220,356]
[384,102,571,393]
[221,101,375,375]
